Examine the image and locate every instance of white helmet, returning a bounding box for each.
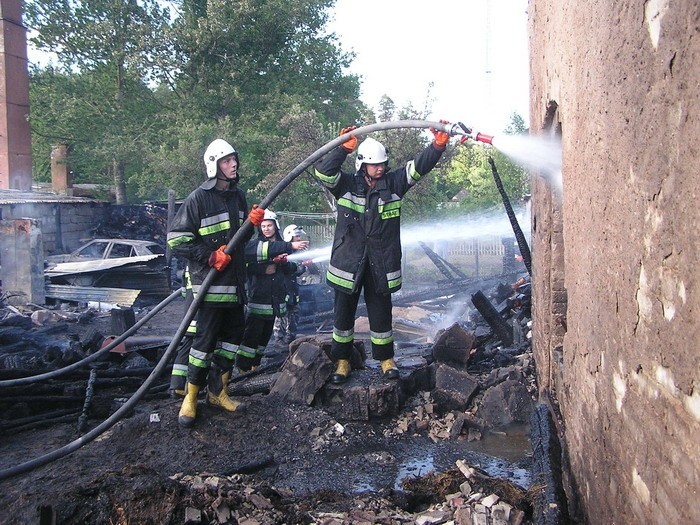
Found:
[283,224,306,242]
[355,137,388,172]
[262,209,280,231]
[203,139,238,179]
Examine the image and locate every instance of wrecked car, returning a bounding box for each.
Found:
[44,239,171,303]
[46,239,166,266]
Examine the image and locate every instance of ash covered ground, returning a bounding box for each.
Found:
[0,280,537,524]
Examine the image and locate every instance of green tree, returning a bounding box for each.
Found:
[26,0,170,203]
[136,0,364,201]
[438,113,530,213]
[504,112,528,135]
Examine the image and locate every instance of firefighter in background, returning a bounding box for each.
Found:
[273,224,309,344]
[236,210,309,371]
[314,123,450,383]
[167,138,265,427]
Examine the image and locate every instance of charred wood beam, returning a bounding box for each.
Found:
[487,157,532,276]
[1,412,82,433]
[0,367,172,382]
[0,408,79,430]
[418,241,468,282]
[530,403,569,524]
[471,290,514,346]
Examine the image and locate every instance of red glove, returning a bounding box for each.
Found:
[272,253,288,264]
[339,126,358,152]
[301,259,314,266]
[208,245,231,271]
[430,120,450,150]
[248,204,265,226]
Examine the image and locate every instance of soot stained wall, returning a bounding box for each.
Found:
[529,1,699,523]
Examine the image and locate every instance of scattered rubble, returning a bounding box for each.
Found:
[0,271,540,524]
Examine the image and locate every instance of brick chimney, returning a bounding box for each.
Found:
[51,144,73,194]
[0,0,32,190]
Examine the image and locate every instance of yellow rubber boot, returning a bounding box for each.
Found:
[331,359,351,384]
[381,358,400,380]
[178,383,200,427]
[207,371,247,414]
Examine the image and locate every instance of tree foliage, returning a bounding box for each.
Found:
[437,113,530,214]
[26,0,528,219]
[26,0,363,203]
[26,0,170,203]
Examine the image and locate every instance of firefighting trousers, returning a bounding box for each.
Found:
[169,317,196,392]
[186,304,246,387]
[330,268,394,362]
[236,316,275,371]
[170,289,197,393]
[274,303,299,342]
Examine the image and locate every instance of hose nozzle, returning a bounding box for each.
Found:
[452,122,494,145]
[474,132,494,145]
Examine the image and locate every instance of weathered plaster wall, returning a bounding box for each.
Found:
[529,0,699,523]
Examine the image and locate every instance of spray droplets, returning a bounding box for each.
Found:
[492,134,563,195]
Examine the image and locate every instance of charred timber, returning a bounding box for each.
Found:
[487,157,532,276]
[471,290,514,346]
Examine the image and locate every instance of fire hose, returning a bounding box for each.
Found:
[0,119,484,481]
[0,287,184,387]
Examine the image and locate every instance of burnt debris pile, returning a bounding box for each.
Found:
[0,303,172,434]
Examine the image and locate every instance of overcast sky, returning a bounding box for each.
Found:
[327,0,530,134]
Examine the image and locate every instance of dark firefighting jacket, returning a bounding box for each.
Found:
[167,181,251,307]
[314,144,444,295]
[244,231,298,319]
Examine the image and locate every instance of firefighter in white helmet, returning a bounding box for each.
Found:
[313,122,450,384]
[273,224,309,344]
[235,210,309,371]
[167,138,266,427]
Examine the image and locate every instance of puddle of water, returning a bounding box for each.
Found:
[394,455,436,490]
[390,425,533,491]
[464,424,532,463]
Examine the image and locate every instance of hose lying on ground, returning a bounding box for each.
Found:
[0,119,459,481]
[0,288,184,388]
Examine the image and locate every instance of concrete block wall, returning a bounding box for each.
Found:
[529,0,699,523]
[0,200,109,254]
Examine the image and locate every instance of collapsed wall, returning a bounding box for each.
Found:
[528,1,699,523]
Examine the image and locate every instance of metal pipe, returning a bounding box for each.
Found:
[0,119,457,481]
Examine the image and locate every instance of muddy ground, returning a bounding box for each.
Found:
[0,290,535,524]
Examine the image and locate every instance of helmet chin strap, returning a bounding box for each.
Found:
[216,170,237,184]
[362,166,383,187]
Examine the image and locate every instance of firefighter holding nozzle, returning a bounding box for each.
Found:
[167,139,266,427]
[313,122,450,383]
[235,210,309,372]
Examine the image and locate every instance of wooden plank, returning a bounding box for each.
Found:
[45,285,140,306]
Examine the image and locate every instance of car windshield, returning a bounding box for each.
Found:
[75,241,109,258]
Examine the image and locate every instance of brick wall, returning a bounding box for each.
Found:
[529,1,699,523]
